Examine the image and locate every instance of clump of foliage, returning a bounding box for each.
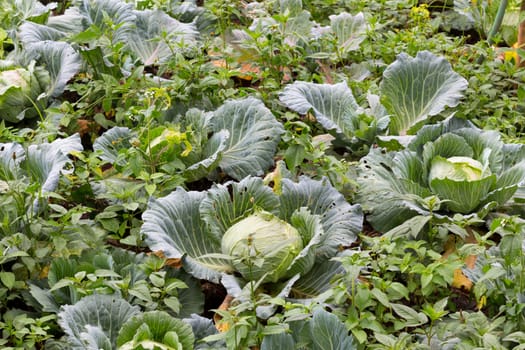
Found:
[0,0,525,348]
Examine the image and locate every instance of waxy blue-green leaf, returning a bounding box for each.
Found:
[142,188,229,283]
[330,12,367,53]
[380,51,468,135]
[279,81,361,138]
[127,10,198,65]
[309,308,356,350]
[58,294,141,350]
[22,41,81,98]
[25,133,83,195]
[76,0,136,44]
[210,97,284,180]
[93,127,135,165]
[280,176,362,258]
[0,142,24,180]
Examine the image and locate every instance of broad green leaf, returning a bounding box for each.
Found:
[380,51,468,135]
[291,254,345,298]
[93,127,135,165]
[58,294,141,350]
[142,188,230,283]
[210,97,284,180]
[330,12,367,53]
[407,116,474,154]
[357,149,431,232]
[117,311,194,350]
[384,215,432,239]
[80,325,112,350]
[279,81,361,137]
[0,142,24,180]
[23,41,81,97]
[391,303,428,327]
[310,308,356,350]
[47,7,85,33]
[19,21,66,44]
[25,134,83,195]
[0,271,15,289]
[261,332,296,350]
[280,176,362,258]
[127,10,198,65]
[76,0,136,44]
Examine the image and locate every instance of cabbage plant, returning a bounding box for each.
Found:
[357,117,525,233]
[141,176,362,296]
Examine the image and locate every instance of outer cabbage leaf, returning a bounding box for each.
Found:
[279,81,361,138]
[76,0,135,44]
[117,311,194,350]
[22,41,81,98]
[380,51,468,135]
[309,308,356,350]
[210,97,284,180]
[329,12,367,53]
[93,127,135,165]
[290,253,345,298]
[25,133,83,195]
[19,21,66,44]
[279,176,362,258]
[0,143,24,180]
[357,148,434,233]
[47,7,85,34]
[184,314,225,350]
[142,188,230,283]
[183,130,228,183]
[127,10,198,65]
[261,332,296,350]
[57,294,141,350]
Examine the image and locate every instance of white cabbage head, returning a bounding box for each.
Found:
[221,211,303,283]
[429,156,489,182]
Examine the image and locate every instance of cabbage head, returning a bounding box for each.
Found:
[141,176,362,296]
[0,60,49,122]
[221,211,303,283]
[357,117,525,232]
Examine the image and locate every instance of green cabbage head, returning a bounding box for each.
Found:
[429,156,488,182]
[0,60,49,122]
[221,211,303,283]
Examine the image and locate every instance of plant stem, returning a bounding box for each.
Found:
[518,0,525,66]
[487,0,509,45]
